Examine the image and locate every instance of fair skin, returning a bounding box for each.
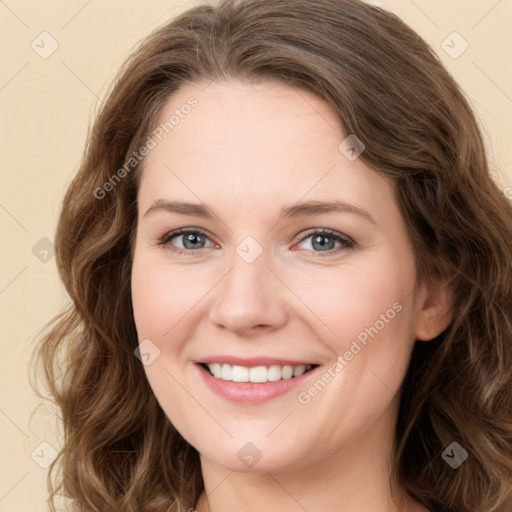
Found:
[131,80,452,512]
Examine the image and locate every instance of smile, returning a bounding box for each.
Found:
[201,362,316,383]
[195,359,320,403]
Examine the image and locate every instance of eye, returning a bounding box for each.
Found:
[295,228,355,255]
[157,228,215,255]
[156,227,355,256]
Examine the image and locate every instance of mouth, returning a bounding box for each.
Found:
[198,362,319,383]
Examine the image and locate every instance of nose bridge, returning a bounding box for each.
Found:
[208,237,288,333]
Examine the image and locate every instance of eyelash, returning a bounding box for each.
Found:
[156,227,355,257]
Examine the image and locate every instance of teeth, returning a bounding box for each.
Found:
[249,366,268,383]
[210,363,222,378]
[232,365,249,382]
[221,364,232,381]
[293,364,306,377]
[205,363,314,383]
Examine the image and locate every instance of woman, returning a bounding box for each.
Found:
[31,0,512,511]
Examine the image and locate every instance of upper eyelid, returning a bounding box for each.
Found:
[162,227,217,245]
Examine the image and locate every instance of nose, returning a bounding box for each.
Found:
[208,247,289,336]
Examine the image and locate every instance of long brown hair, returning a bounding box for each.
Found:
[30,0,512,510]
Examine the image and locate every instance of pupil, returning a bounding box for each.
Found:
[313,235,334,251]
[184,233,204,249]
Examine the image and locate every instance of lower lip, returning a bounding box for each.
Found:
[196,364,318,404]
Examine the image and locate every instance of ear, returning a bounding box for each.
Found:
[414,277,454,342]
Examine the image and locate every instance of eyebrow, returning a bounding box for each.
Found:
[144,199,376,224]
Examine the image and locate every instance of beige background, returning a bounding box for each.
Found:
[1,0,511,510]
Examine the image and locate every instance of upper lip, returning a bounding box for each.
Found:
[196,356,318,367]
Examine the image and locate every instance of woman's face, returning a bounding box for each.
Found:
[131,80,440,473]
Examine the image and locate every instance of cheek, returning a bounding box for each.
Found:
[131,251,202,340]
[286,260,417,445]
[296,261,413,344]
[289,257,417,396]
[131,253,209,445]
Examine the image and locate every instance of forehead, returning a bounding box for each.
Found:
[150,79,342,160]
[137,80,394,222]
